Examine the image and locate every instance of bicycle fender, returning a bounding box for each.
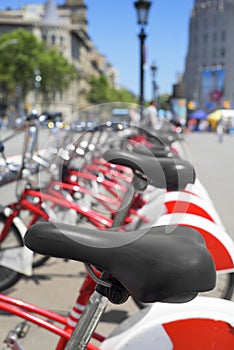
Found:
[188,178,216,206]
[100,297,234,350]
[0,206,33,276]
[162,191,225,229]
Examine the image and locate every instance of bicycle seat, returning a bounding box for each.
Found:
[103,149,195,191]
[140,129,183,147]
[132,144,178,158]
[151,132,184,146]
[24,222,216,303]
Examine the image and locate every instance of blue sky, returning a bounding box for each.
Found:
[1,0,194,99]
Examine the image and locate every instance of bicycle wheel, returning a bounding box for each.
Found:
[133,271,234,309]
[0,213,22,291]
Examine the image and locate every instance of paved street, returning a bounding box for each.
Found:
[0,130,233,349]
[184,131,234,240]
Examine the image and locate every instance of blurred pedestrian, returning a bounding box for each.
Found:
[129,104,140,125]
[142,99,159,130]
[217,117,225,143]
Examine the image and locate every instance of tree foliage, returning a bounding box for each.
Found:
[87,74,137,105]
[0,29,76,110]
[38,48,76,103]
[158,93,171,110]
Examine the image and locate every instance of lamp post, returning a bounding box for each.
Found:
[150,61,157,100]
[134,0,151,119]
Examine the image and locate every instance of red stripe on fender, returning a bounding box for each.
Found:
[164,318,234,350]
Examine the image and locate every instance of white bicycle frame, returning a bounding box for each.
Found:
[0,206,33,276]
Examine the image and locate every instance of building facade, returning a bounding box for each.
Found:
[183,0,234,110]
[0,0,118,117]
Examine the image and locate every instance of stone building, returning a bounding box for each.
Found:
[0,0,118,117]
[183,0,234,109]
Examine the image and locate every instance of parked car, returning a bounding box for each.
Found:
[70,119,97,132]
[39,112,63,128]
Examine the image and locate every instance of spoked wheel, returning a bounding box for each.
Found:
[0,213,22,291]
[133,272,234,310]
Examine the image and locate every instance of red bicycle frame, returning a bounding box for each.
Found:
[0,273,102,350]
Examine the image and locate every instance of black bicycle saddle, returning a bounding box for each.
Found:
[151,132,184,146]
[24,222,216,303]
[138,128,183,147]
[132,144,178,158]
[103,149,195,191]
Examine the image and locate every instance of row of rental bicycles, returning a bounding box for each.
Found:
[0,102,233,349]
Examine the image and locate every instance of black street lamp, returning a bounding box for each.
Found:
[134,0,151,118]
[150,61,157,100]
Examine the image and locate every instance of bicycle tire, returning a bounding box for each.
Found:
[0,213,22,291]
[133,271,234,309]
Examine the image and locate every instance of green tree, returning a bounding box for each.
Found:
[87,75,109,104]
[0,29,42,105]
[158,93,171,110]
[0,29,76,111]
[145,94,172,110]
[38,48,76,106]
[87,74,137,104]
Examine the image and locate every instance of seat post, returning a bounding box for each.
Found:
[64,290,108,350]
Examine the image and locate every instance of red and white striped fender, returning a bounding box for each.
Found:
[100,297,234,350]
[142,186,225,228]
[156,213,234,272]
[142,179,223,226]
[161,191,225,228]
[185,178,217,206]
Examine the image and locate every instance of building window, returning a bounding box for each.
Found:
[221,31,226,42]
[51,34,56,45]
[220,47,226,57]
[42,34,47,43]
[60,36,64,46]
